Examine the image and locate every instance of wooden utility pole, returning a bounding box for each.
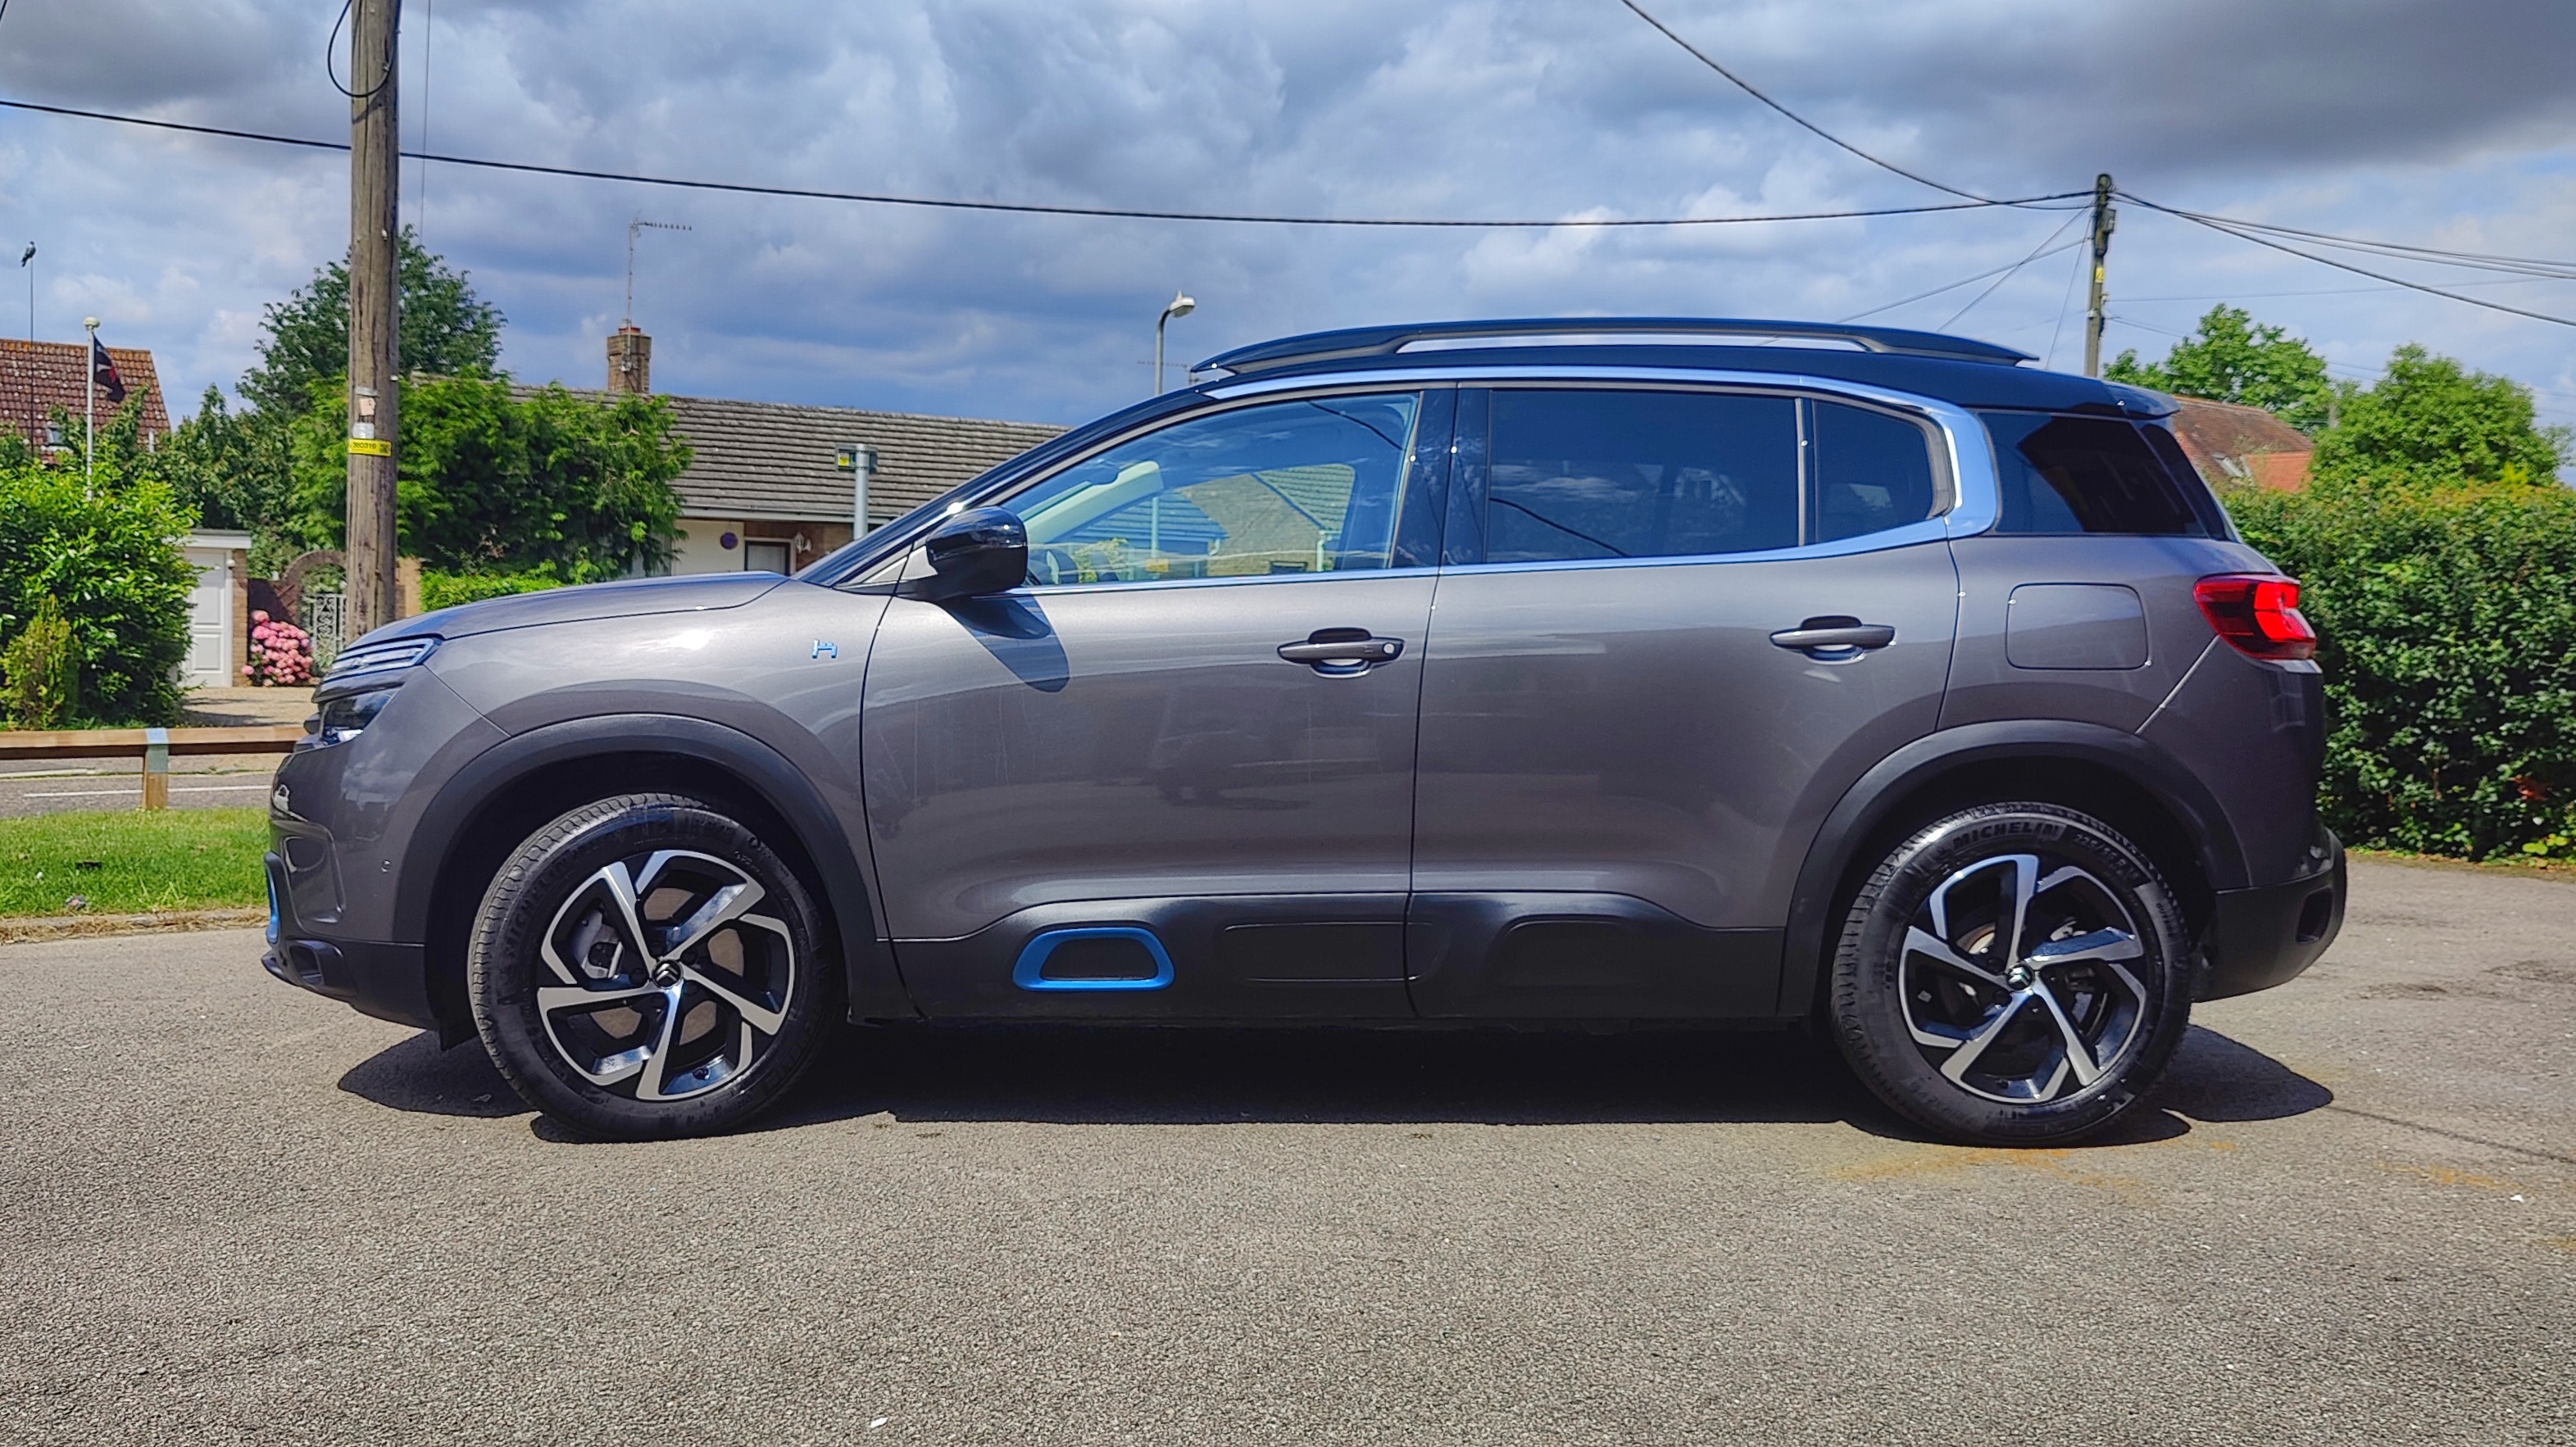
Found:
[345,0,402,637]
[2082,172,2116,379]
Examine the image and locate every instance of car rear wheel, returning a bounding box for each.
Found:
[1828,802,2192,1145]
[468,793,837,1139]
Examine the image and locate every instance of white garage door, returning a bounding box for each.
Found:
[182,547,231,688]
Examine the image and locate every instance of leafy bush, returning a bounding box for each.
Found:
[2227,474,2576,860]
[0,463,195,727]
[420,566,567,612]
[244,610,316,687]
[2,595,80,728]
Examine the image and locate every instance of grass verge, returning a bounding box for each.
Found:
[1,808,268,917]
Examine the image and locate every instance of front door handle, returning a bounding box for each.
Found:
[1279,628,1404,675]
[1770,616,1897,656]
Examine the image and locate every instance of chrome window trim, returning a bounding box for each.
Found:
[1005,563,1438,600]
[1207,363,2003,556]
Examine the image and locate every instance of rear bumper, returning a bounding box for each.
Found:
[261,851,443,1034]
[2199,831,2346,1000]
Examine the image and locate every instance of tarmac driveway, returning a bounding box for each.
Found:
[1,860,2569,1445]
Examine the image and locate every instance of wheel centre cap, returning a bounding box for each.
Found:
[652,959,684,987]
[2005,964,2034,990]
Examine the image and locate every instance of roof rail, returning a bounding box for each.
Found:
[1195,317,2034,376]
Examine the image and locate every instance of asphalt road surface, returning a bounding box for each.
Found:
[2,860,2569,1445]
[0,760,277,818]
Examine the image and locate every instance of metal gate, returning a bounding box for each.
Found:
[301,591,345,672]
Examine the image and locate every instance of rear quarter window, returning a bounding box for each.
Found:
[1979,411,2212,537]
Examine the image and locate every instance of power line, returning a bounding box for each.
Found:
[1836,234,2079,323]
[1617,0,2066,210]
[1942,211,2085,329]
[2139,206,2576,279]
[0,97,2081,230]
[325,0,398,102]
[2118,276,2573,303]
[2042,229,2088,370]
[2122,193,2576,329]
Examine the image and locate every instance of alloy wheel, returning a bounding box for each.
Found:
[1899,851,2151,1105]
[535,849,796,1102]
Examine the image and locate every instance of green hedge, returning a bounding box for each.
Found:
[2226,474,2576,860]
[0,462,196,727]
[420,567,569,613]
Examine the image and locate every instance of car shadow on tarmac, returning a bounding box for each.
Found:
[338,1021,2333,1146]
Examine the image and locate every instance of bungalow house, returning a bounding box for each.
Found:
[566,328,1064,575]
[2165,395,2314,492]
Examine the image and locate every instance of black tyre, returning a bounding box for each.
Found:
[468,793,838,1139]
[1828,802,2192,1145]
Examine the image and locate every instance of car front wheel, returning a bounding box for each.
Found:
[1828,802,2192,1145]
[468,793,837,1139]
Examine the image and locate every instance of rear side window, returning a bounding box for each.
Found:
[1486,389,1799,562]
[1981,411,2211,536]
[1810,400,1940,543]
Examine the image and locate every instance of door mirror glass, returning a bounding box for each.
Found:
[900,506,1029,602]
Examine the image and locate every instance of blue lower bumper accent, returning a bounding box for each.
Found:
[1011,927,1175,991]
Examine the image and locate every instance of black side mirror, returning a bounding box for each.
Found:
[897,506,1029,603]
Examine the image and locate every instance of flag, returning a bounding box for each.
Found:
[90,335,126,406]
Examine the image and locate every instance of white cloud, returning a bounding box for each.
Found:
[1,0,2569,429]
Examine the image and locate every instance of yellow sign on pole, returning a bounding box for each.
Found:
[347,438,393,457]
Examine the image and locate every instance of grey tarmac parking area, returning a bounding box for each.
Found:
[1,860,2569,1445]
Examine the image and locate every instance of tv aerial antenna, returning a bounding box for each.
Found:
[625,218,692,326]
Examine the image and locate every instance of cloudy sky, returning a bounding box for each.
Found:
[2,0,2573,433]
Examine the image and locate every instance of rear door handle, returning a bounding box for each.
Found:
[1770,616,1897,655]
[1279,628,1404,675]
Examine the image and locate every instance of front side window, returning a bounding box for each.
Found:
[1982,411,2212,536]
[1485,389,1800,563]
[1007,392,1424,586]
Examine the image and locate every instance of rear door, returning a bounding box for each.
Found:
[1407,383,1960,1018]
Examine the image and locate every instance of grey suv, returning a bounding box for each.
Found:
[266,317,2344,1144]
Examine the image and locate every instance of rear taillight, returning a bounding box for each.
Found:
[2194,574,2316,660]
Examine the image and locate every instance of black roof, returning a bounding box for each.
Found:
[1192,318,2165,415]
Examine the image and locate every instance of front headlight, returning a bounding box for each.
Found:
[309,684,401,746]
[303,636,438,749]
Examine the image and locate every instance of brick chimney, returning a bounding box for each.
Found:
[607,325,652,395]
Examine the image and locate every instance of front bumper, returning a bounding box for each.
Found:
[261,851,442,1033]
[2198,830,2346,1000]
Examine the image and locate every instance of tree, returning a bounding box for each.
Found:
[2308,344,2569,488]
[2106,306,2335,431]
[239,226,504,416]
[283,375,688,581]
[144,388,302,568]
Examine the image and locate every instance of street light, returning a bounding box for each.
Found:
[1153,290,1196,396]
[83,315,99,492]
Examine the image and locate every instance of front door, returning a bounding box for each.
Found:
[861,388,1450,1018]
[1410,384,1960,1018]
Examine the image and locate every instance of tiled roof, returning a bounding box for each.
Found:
[0,338,173,446]
[2167,395,2313,491]
[529,385,1064,524]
